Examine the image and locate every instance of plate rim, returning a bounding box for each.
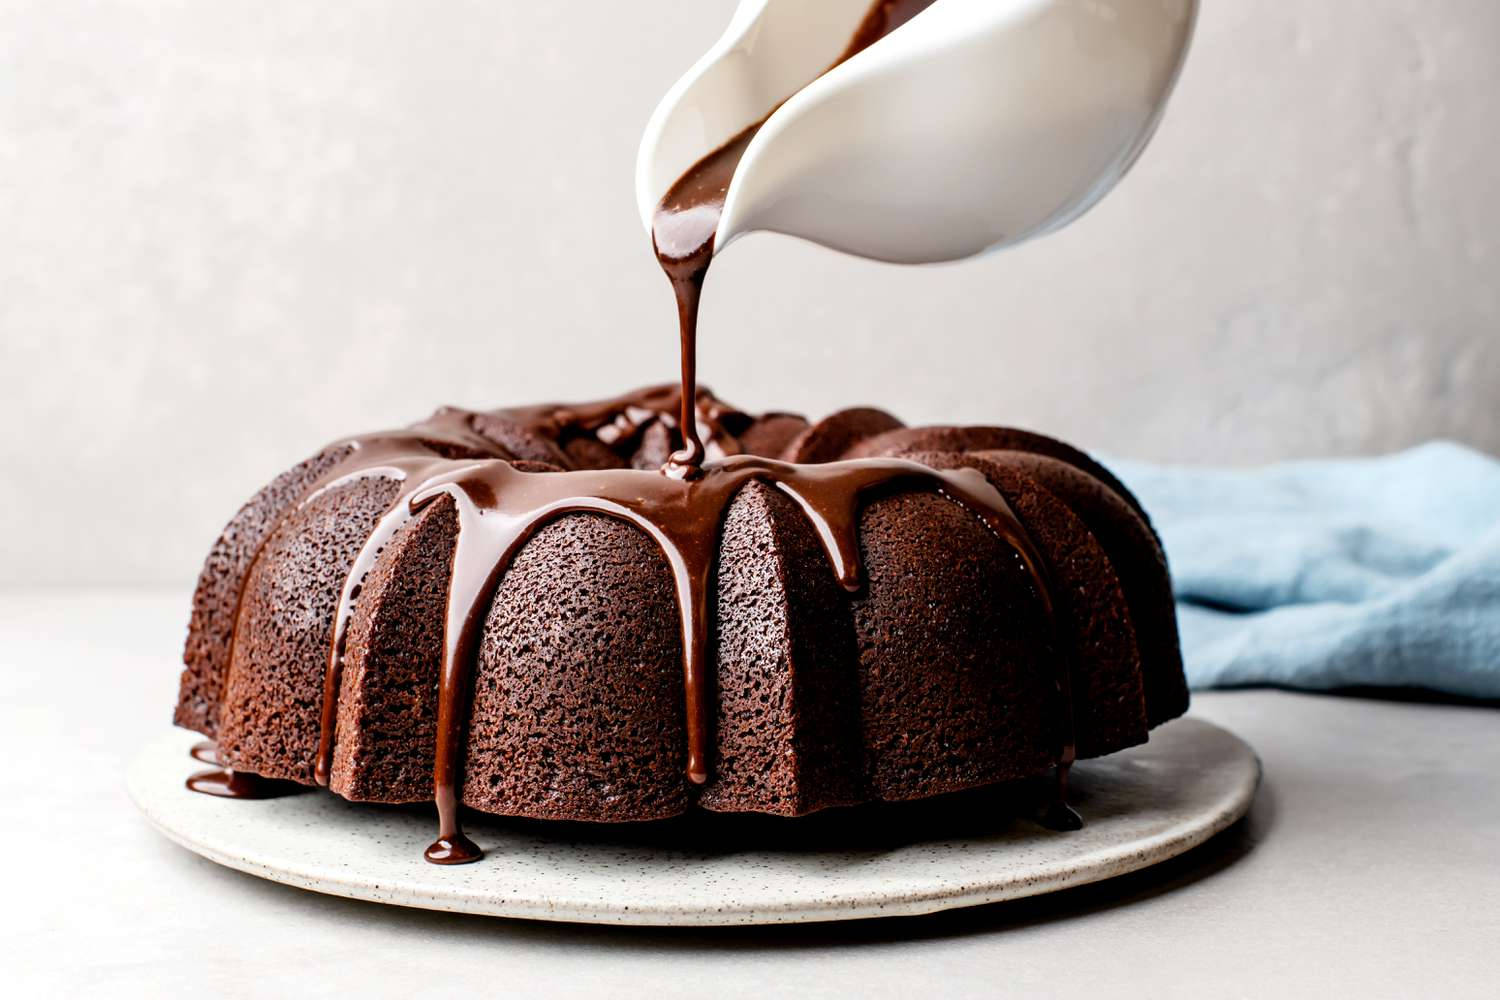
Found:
[129,717,1261,926]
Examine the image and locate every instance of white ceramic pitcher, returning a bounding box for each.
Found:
[636,0,1198,265]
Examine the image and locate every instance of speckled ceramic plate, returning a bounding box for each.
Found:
[128,717,1258,926]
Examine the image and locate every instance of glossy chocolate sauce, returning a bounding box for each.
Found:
[498,384,753,464]
[194,0,1082,861]
[186,752,303,800]
[189,739,220,765]
[840,0,940,61]
[650,0,941,478]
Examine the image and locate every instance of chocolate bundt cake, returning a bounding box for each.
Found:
[176,386,1187,863]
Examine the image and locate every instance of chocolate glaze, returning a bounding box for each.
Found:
[497,384,752,465]
[186,766,302,800]
[651,128,756,479]
[189,740,220,765]
[650,0,940,478]
[840,0,939,61]
[1040,764,1085,832]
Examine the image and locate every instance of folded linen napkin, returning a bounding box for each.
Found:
[1105,442,1500,700]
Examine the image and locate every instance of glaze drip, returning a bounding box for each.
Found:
[186,744,303,800]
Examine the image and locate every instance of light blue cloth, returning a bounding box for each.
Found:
[1105,442,1500,700]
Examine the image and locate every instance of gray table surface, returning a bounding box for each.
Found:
[3,589,1495,999]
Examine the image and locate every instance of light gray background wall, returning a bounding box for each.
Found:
[3,0,1497,585]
